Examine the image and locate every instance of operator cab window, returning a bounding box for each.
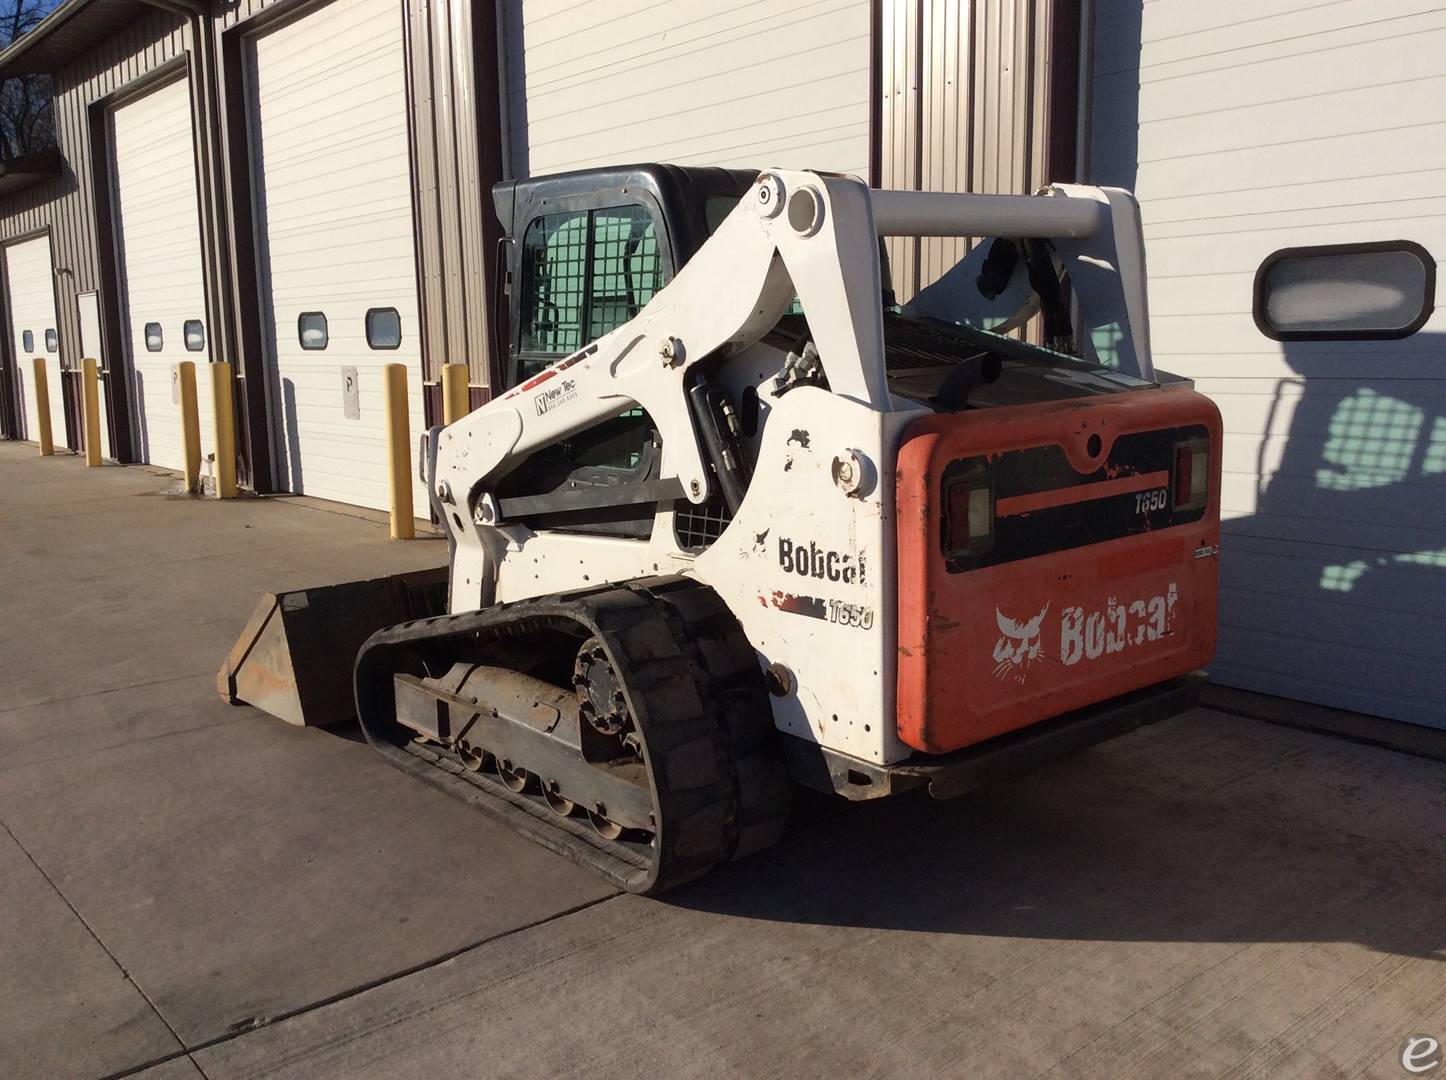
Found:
[517,204,666,380]
[510,201,670,538]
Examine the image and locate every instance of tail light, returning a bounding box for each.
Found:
[943,471,993,556]
[1172,439,1209,512]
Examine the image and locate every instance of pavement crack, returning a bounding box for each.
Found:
[0,670,215,717]
[0,816,192,1078]
[100,891,624,1079]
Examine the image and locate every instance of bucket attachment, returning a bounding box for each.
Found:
[217,567,449,726]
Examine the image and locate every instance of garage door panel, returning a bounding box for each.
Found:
[3,236,65,447]
[111,76,213,476]
[507,0,872,177]
[251,0,426,517]
[1091,0,1446,727]
[1222,587,1446,670]
[1212,626,1443,725]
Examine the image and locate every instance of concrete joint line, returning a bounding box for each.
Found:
[98,892,624,1080]
[0,817,197,1078]
[0,671,216,718]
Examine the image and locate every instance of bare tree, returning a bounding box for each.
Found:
[0,0,58,162]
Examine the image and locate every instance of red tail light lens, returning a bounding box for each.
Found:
[1174,447,1193,505]
[1172,440,1209,512]
[943,473,993,556]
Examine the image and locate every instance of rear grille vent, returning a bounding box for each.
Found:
[674,494,732,551]
[883,313,989,371]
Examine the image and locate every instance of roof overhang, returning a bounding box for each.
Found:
[0,0,194,79]
[0,146,63,198]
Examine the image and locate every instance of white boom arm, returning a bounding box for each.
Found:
[431,170,1151,537]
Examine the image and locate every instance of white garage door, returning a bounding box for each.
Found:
[110,76,213,473]
[505,0,873,178]
[1089,0,1446,728]
[247,0,426,516]
[4,235,65,447]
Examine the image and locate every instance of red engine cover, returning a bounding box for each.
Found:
[895,387,1222,754]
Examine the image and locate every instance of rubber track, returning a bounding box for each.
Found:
[354,577,790,895]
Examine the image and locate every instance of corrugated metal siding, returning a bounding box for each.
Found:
[405,0,503,389]
[879,0,1068,301]
[503,0,873,180]
[0,9,192,455]
[1088,0,1446,727]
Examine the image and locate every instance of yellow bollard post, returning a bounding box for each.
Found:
[384,363,415,539]
[32,358,53,456]
[210,361,238,499]
[82,357,103,467]
[441,362,470,426]
[177,360,202,493]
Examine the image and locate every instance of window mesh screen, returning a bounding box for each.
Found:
[519,205,664,362]
[589,206,662,340]
[521,211,587,355]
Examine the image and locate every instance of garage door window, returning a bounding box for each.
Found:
[1254,241,1436,341]
[145,323,163,351]
[184,319,205,352]
[519,205,665,365]
[365,307,401,350]
[298,312,327,350]
[44,329,57,352]
[22,330,32,353]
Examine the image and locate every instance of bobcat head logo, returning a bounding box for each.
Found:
[993,603,1048,684]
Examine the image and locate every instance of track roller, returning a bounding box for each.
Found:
[542,779,576,816]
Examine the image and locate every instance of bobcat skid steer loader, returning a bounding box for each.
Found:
[221,166,1221,895]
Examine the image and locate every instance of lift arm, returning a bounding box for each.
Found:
[429,171,1151,545]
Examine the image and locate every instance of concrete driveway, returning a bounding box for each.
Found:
[1,441,1442,1080]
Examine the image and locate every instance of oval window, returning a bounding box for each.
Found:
[365,307,401,350]
[144,323,163,352]
[184,319,205,352]
[21,330,33,353]
[44,329,58,353]
[1254,241,1435,341]
[298,312,328,350]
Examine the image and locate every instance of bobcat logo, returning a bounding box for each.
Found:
[993,603,1048,684]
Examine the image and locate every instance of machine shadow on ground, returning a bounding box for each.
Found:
[663,726,1445,960]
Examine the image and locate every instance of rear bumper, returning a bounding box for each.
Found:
[781,671,1207,801]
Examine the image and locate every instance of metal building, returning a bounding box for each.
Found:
[1087,0,1446,728]
[0,0,1436,731]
